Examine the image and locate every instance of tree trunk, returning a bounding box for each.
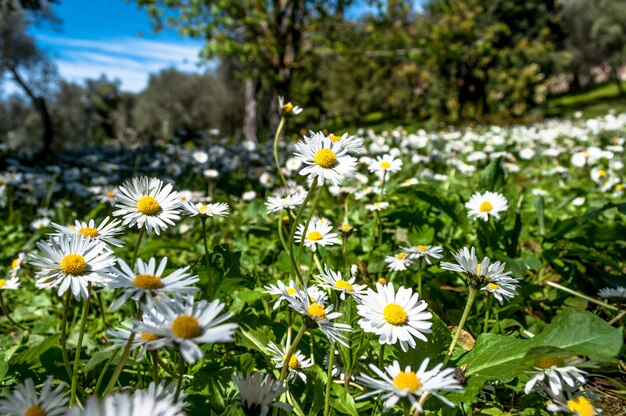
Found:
[243,78,258,143]
[9,65,54,151]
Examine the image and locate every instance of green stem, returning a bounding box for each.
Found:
[272,116,288,188]
[324,342,336,416]
[443,286,478,367]
[277,214,292,275]
[297,186,323,265]
[545,281,619,311]
[94,349,120,396]
[104,308,142,394]
[96,292,108,329]
[483,294,493,333]
[417,259,424,294]
[404,400,411,416]
[279,323,307,382]
[375,211,383,249]
[131,227,146,266]
[201,217,213,297]
[174,352,186,402]
[287,181,318,284]
[379,343,386,369]
[70,283,92,405]
[60,292,73,379]
[0,292,25,330]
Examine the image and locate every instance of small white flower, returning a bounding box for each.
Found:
[357,359,461,410]
[31,217,51,230]
[368,154,403,177]
[0,276,20,290]
[203,169,219,178]
[267,341,313,383]
[326,132,364,153]
[242,191,257,201]
[278,96,303,115]
[265,189,307,213]
[365,201,390,211]
[402,244,443,264]
[264,280,299,310]
[183,202,229,217]
[480,273,520,304]
[384,252,414,271]
[294,132,357,186]
[465,191,508,221]
[598,286,626,299]
[52,216,125,248]
[0,377,67,416]
[357,283,432,352]
[294,218,339,252]
[232,372,292,416]
[524,357,587,396]
[316,264,368,300]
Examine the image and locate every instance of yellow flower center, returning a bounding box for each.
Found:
[136,195,161,215]
[78,227,99,238]
[378,277,387,285]
[107,191,115,198]
[340,223,352,232]
[417,245,428,252]
[11,258,19,269]
[380,161,391,169]
[0,279,5,288]
[198,204,207,213]
[288,354,300,369]
[617,184,623,191]
[534,356,565,369]
[282,215,290,222]
[314,148,337,169]
[140,332,161,341]
[567,397,595,416]
[335,279,354,292]
[488,283,500,290]
[133,274,163,290]
[282,102,294,112]
[383,303,408,326]
[286,287,297,295]
[396,252,408,260]
[24,406,46,416]
[479,201,493,212]
[60,254,87,276]
[307,231,323,241]
[328,134,342,143]
[403,179,413,184]
[307,303,327,320]
[392,371,421,392]
[476,264,481,275]
[171,315,201,339]
[598,169,606,177]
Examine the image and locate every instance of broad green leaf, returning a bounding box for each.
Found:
[11,334,62,365]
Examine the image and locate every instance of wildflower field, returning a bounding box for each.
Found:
[1,108,625,416]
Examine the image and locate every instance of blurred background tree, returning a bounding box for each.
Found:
[1,0,626,151]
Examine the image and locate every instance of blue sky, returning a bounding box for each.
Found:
[22,0,425,93]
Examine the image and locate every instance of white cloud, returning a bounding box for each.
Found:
[36,34,210,92]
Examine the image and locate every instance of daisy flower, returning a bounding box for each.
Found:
[294,132,358,186]
[385,252,414,271]
[598,286,626,299]
[440,247,512,288]
[400,178,419,187]
[465,191,508,221]
[546,390,600,416]
[108,257,199,311]
[0,377,67,416]
[357,283,432,352]
[480,273,520,304]
[97,187,117,206]
[278,96,303,116]
[365,201,390,211]
[357,359,461,410]
[402,244,443,264]
[286,286,352,347]
[267,341,313,383]
[265,189,307,213]
[524,356,587,396]
[264,280,299,309]
[30,235,115,300]
[316,264,368,300]
[183,201,229,217]
[31,217,51,230]
[113,176,181,235]
[326,132,364,153]
[69,390,185,416]
[136,296,238,364]
[294,218,339,252]
[368,154,403,177]
[0,276,20,290]
[10,252,26,279]
[232,372,292,416]
[106,310,171,361]
[52,216,125,248]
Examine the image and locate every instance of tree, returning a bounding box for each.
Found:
[0,0,59,151]
[135,0,354,142]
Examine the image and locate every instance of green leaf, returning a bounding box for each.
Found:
[479,157,506,191]
[330,383,359,416]
[460,308,622,382]
[11,334,62,365]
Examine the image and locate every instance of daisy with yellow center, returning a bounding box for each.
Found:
[183,201,230,217]
[0,377,68,416]
[547,392,599,416]
[368,154,403,178]
[264,279,301,309]
[325,132,364,152]
[0,276,20,291]
[524,355,587,396]
[384,251,414,271]
[294,132,358,186]
[278,96,303,115]
[30,234,115,300]
[108,257,199,311]
[465,191,509,221]
[52,216,125,249]
[316,265,367,300]
[357,283,433,352]
[106,310,171,361]
[480,272,520,305]
[113,176,182,236]
[357,359,461,410]
[401,244,444,265]
[267,341,313,383]
[136,296,238,364]
[294,218,339,252]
